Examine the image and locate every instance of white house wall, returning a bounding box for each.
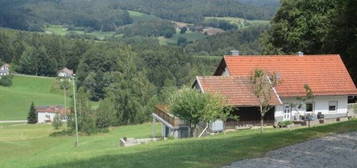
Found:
[275,95,348,122]
[38,112,56,123]
[222,67,230,76]
[38,112,67,123]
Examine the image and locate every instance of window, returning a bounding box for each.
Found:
[329,101,338,112]
[306,103,313,112]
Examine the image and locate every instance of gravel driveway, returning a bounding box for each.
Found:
[224,132,357,168]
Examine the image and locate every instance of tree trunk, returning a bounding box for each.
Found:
[192,125,197,137]
[189,122,196,137]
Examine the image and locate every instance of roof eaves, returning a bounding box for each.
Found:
[195,76,205,93]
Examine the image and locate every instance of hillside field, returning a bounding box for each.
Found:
[0,120,356,168]
[204,17,270,29]
[0,75,66,120]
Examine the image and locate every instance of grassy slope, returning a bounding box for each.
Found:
[0,75,65,120]
[44,11,159,40]
[0,120,356,168]
[44,11,207,45]
[204,17,270,29]
[128,10,161,23]
[44,25,120,40]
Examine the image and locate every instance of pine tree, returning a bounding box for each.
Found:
[27,102,37,124]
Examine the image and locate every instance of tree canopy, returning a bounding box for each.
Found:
[261,0,357,82]
[169,88,230,136]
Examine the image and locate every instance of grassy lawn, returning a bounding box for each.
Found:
[0,75,65,120]
[0,120,356,168]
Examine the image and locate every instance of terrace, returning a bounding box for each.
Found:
[153,105,186,129]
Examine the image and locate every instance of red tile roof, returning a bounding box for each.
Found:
[196,76,282,106]
[215,55,357,97]
[35,105,70,115]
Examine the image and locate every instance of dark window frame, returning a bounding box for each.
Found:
[306,103,314,112]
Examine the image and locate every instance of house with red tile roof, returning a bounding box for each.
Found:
[153,53,357,138]
[195,53,357,124]
[36,105,70,123]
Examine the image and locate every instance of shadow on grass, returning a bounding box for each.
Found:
[37,120,357,168]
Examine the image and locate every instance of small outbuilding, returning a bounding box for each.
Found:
[57,67,73,78]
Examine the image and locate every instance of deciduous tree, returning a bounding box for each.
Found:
[250,69,279,133]
[169,88,230,137]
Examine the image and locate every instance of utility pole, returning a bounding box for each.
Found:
[64,79,67,120]
[72,74,79,147]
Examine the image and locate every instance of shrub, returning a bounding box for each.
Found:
[278,121,293,128]
[52,114,63,129]
[177,37,188,46]
[0,75,13,87]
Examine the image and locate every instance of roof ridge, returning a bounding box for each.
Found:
[223,54,340,58]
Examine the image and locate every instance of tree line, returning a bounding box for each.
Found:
[116,0,279,23]
[261,0,357,83]
[0,0,279,32]
[0,28,221,133]
[0,0,133,31]
[185,25,268,56]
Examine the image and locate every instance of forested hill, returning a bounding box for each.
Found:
[0,0,133,31]
[116,0,279,23]
[0,0,280,31]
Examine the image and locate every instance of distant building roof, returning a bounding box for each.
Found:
[195,76,282,106]
[58,67,73,76]
[35,105,70,114]
[0,64,10,70]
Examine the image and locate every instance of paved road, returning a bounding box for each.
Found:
[224,132,357,168]
[0,120,27,124]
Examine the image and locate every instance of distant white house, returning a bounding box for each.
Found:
[36,105,69,123]
[0,64,10,76]
[57,67,73,78]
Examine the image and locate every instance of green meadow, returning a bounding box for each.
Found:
[44,25,120,40]
[0,120,356,168]
[128,10,161,23]
[0,75,65,120]
[204,17,270,29]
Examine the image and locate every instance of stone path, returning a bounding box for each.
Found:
[224,132,357,168]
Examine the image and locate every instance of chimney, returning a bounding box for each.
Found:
[230,50,240,56]
[297,51,304,56]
